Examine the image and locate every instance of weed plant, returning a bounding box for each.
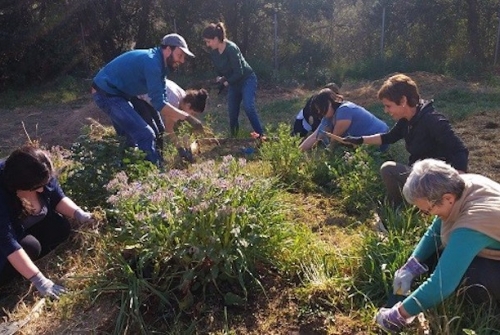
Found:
[62,126,157,208]
[258,123,316,191]
[325,146,387,218]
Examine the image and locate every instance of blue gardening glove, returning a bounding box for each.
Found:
[177,147,194,163]
[393,256,428,295]
[375,302,415,333]
[29,272,66,299]
[74,208,94,224]
[342,136,363,145]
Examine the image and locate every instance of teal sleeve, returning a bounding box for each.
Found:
[403,228,495,315]
[411,216,442,261]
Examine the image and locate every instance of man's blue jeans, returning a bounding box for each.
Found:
[227,72,264,136]
[92,91,159,164]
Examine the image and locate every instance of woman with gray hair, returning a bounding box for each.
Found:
[375,158,500,333]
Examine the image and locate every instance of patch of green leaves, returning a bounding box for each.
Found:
[101,155,305,330]
[62,126,156,209]
[326,146,386,218]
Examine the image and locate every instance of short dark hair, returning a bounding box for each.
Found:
[378,74,420,107]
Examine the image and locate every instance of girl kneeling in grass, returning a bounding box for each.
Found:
[0,145,94,299]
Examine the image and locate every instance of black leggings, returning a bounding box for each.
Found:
[0,211,71,285]
[460,256,500,304]
[291,119,309,138]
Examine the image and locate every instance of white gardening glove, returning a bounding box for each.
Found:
[393,256,428,295]
[29,272,66,299]
[375,302,415,333]
[74,208,94,224]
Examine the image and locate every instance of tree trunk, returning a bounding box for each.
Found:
[466,0,481,60]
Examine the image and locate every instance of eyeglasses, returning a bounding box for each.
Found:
[420,201,437,215]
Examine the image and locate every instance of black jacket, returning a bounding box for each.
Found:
[380,100,469,171]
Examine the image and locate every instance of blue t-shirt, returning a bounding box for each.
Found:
[317,101,389,148]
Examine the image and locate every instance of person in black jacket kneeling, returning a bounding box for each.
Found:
[342,74,469,207]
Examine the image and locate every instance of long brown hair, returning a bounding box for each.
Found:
[3,144,53,191]
[202,22,226,41]
[183,89,209,113]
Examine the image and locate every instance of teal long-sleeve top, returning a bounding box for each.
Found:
[402,217,500,315]
[208,40,253,85]
[93,47,170,112]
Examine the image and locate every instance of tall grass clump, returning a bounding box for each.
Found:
[354,207,426,304]
[426,294,500,334]
[259,123,316,191]
[100,155,310,333]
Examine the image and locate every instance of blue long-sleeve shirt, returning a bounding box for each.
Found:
[93,47,170,112]
[403,218,500,315]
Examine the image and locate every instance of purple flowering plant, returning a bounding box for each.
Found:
[105,155,294,311]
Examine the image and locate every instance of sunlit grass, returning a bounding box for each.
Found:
[0,76,90,108]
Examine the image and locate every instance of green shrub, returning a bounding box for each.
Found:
[258,123,316,191]
[101,155,304,332]
[63,126,156,209]
[326,146,386,217]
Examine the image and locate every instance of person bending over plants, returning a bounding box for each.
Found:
[291,82,341,138]
[299,88,389,151]
[92,33,204,166]
[0,144,94,299]
[376,158,500,332]
[342,74,469,207]
[202,22,265,139]
[132,79,209,163]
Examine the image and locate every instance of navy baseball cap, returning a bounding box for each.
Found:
[161,33,195,57]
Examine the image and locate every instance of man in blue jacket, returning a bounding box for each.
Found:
[92,33,203,165]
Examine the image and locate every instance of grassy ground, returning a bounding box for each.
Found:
[1,72,500,334]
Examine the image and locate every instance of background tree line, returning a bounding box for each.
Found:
[1,0,499,91]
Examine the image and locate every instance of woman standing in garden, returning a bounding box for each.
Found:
[202,22,265,138]
[0,144,94,298]
[376,158,500,332]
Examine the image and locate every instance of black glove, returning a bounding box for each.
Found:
[177,147,194,163]
[342,136,364,145]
